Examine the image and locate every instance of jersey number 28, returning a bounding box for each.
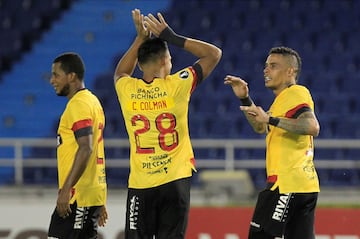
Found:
[131,113,179,154]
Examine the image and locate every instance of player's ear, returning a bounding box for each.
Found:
[159,55,167,66]
[68,72,77,82]
[287,67,295,77]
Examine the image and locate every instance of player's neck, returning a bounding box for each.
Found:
[143,72,164,83]
[67,82,86,99]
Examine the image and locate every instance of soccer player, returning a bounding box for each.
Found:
[48,52,108,238]
[225,46,320,239]
[113,9,221,239]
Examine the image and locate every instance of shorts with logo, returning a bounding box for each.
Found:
[249,183,318,239]
[48,201,102,239]
[125,177,191,239]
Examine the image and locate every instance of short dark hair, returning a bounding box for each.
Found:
[138,38,168,65]
[269,46,302,81]
[53,52,85,80]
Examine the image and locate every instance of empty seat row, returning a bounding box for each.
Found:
[0,0,70,73]
[19,165,360,188]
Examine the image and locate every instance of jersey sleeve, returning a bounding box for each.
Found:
[173,66,199,95]
[285,103,312,119]
[67,100,93,138]
[191,63,203,85]
[283,86,314,119]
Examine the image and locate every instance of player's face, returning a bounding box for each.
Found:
[50,62,71,96]
[263,54,292,92]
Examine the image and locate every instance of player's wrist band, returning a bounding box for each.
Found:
[268,116,280,126]
[240,96,253,106]
[159,27,186,48]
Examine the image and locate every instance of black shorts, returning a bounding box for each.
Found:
[125,177,191,239]
[48,201,102,239]
[249,184,318,239]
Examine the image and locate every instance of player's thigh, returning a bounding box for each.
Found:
[159,177,191,223]
[48,203,102,239]
[284,193,318,239]
[78,206,102,239]
[48,204,81,239]
[250,189,288,235]
[125,188,157,239]
[157,177,191,239]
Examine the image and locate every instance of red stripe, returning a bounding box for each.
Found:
[190,157,196,167]
[267,175,278,183]
[189,66,197,82]
[72,119,93,132]
[97,157,104,164]
[285,103,309,118]
[189,66,197,94]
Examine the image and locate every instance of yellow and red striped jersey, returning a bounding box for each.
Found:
[115,67,198,189]
[57,89,107,206]
[266,85,320,193]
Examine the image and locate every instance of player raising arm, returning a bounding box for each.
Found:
[113,8,221,239]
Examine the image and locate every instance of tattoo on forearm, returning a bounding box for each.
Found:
[277,112,316,135]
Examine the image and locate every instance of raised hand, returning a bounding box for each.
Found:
[224,75,249,99]
[144,13,168,37]
[132,9,149,40]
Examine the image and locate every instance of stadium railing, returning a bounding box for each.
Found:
[1,138,360,186]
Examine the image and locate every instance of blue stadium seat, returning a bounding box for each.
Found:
[334,117,360,139]
[347,31,360,52]
[103,110,127,139]
[194,147,225,160]
[314,93,351,117]
[30,0,62,19]
[23,167,58,185]
[240,125,265,139]
[315,148,345,160]
[0,29,22,58]
[0,0,24,14]
[106,167,129,187]
[189,114,209,138]
[306,71,338,93]
[328,169,360,186]
[317,116,336,138]
[343,149,360,160]
[0,9,14,30]
[14,9,42,34]
[248,148,266,159]
[206,115,238,139]
[248,168,267,189]
[341,75,360,94]
[301,10,335,33]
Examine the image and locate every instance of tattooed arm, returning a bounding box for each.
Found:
[241,105,320,137]
[275,111,320,136]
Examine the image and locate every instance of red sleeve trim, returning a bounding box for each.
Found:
[72,119,93,132]
[285,103,310,118]
[189,66,197,94]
